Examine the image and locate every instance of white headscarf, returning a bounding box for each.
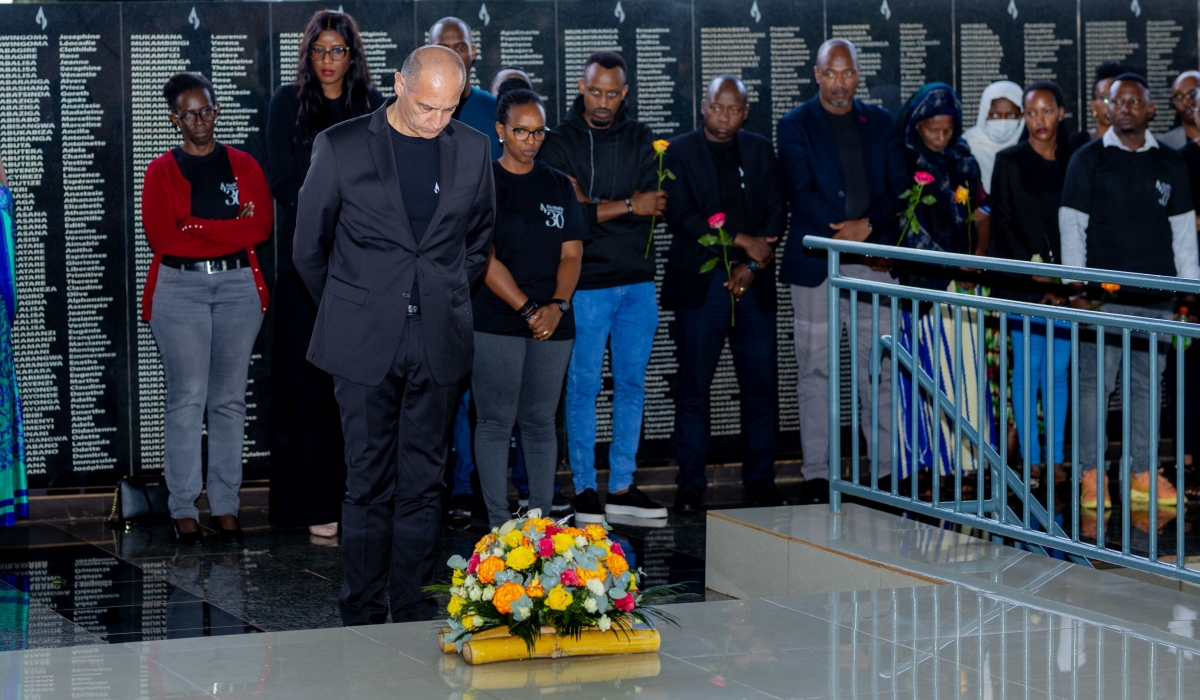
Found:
[963,80,1025,194]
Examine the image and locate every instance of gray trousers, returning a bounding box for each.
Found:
[1076,334,1167,475]
[150,266,264,520]
[791,264,893,480]
[471,332,573,527]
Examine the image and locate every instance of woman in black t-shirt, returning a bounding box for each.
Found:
[472,79,590,527]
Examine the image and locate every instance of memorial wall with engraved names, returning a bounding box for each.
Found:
[0,0,1196,488]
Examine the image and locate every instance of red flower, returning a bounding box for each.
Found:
[466,553,480,575]
[913,171,935,186]
[707,212,726,229]
[537,537,555,558]
[560,569,580,586]
[609,542,625,557]
[614,593,636,612]
[544,524,561,537]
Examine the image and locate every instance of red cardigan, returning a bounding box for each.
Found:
[140,145,273,320]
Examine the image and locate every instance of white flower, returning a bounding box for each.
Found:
[516,604,532,618]
[469,586,482,601]
[587,578,606,597]
[563,548,575,561]
[449,586,462,598]
[584,597,599,613]
[465,575,476,587]
[472,615,484,628]
[482,585,495,602]
[598,614,611,632]
[575,535,588,549]
[492,547,505,558]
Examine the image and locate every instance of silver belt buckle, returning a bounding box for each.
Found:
[205,260,219,274]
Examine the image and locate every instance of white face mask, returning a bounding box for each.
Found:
[984,118,1023,143]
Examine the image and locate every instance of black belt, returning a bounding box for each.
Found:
[162,251,249,274]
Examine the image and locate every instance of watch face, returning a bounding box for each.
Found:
[557,300,571,312]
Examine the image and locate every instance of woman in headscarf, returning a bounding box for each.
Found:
[894,83,994,486]
[963,80,1025,194]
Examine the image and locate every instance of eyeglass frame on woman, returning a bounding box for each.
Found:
[173,107,218,125]
[502,124,549,142]
[310,46,349,62]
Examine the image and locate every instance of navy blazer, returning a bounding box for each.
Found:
[776,97,908,287]
[661,128,786,312]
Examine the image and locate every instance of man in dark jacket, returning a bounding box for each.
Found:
[777,39,907,501]
[538,51,668,523]
[662,75,788,514]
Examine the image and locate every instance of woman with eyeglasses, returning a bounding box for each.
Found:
[141,72,273,546]
[266,10,383,539]
[471,78,590,526]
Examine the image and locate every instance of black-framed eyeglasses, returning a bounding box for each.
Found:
[174,107,216,124]
[1173,92,1195,104]
[310,46,349,62]
[504,125,549,142]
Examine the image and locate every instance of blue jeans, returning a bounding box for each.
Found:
[566,282,658,493]
[1010,318,1071,466]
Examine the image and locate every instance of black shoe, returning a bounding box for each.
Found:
[172,519,205,547]
[797,478,831,505]
[217,526,244,545]
[674,487,703,515]
[605,486,668,519]
[550,492,573,514]
[447,493,472,524]
[747,480,792,507]
[573,488,604,524]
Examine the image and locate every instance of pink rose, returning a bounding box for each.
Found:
[560,569,580,586]
[544,525,561,537]
[707,213,726,229]
[538,537,555,558]
[913,171,935,186]
[609,542,625,557]
[614,594,636,612]
[466,553,480,575]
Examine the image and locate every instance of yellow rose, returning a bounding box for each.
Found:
[584,525,608,542]
[576,564,608,586]
[653,139,670,154]
[502,529,525,549]
[526,579,546,598]
[477,556,506,584]
[492,582,525,614]
[551,532,576,555]
[545,585,573,611]
[505,546,537,571]
[447,595,466,617]
[628,572,638,591]
[606,553,629,578]
[954,185,970,205]
[452,569,466,587]
[524,518,554,533]
[474,534,498,554]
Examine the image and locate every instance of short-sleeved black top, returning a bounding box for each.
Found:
[173,143,238,220]
[474,160,591,338]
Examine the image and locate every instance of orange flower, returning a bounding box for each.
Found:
[492,581,525,614]
[524,518,554,533]
[477,556,506,584]
[474,534,498,554]
[584,525,608,542]
[1101,283,1120,293]
[526,580,546,598]
[954,185,970,205]
[560,527,586,539]
[576,564,608,586]
[653,139,670,154]
[606,552,629,578]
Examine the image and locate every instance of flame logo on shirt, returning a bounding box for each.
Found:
[188,7,200,30]
[614,1,625,23]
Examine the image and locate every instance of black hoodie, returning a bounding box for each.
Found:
[538,95,659,289]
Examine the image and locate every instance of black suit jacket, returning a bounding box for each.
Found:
[661,128,786,312]
[292,99,495,387]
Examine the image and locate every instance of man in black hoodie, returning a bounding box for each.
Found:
[538,51,668,523]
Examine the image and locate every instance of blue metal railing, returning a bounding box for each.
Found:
[804,236,1200,585]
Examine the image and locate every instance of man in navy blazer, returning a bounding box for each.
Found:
[776,39,907,501]
[661,75,788,514]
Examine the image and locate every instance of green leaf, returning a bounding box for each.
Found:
[697,234,718,247]
[447,555,468,570]
[898,188,913,200]
[921,195,937,205]
[699,258,719,273]
[664,168,676,180]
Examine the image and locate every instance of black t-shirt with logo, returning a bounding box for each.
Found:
[474,160,591,338]
[173,143,239,219]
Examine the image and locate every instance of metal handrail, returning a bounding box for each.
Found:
[803,235,1198,585]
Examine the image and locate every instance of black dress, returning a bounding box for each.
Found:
[266,83,385,527]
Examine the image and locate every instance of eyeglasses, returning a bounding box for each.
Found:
[174,107,216,124]
[310,46,349,62]
[504,125,549,142]
[1173,92,1195,105]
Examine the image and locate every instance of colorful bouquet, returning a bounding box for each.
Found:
[645,139,675,258]
[698,212,737,325]
[432,510,680,659]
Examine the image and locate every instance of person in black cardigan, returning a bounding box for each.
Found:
[989,80,1074,482]
[662,75,788,514]
[266,10,384,537]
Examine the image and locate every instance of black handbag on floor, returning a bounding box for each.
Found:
[107,474,171,523]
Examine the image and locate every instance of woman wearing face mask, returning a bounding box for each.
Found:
[989,80,1074,487]
[963,80,1024,194]
[893,83,993,488]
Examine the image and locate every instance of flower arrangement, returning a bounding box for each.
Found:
[698,212,737,325]
[431,511,680,658]
[645,139,675,258]
[896,171,937,246]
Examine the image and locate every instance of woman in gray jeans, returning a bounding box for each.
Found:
[472,79,589,526]
[141,72,273,545]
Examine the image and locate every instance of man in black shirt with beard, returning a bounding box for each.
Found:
[661,75,788,513]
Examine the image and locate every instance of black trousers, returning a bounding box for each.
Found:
[333,317,457,625]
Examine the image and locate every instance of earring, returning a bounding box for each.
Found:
[499,138,504,143]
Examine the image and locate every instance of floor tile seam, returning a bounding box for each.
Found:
[345,625,446,668]
[658,652,788,699]
[102,623,267,640]
[757,597,925,650]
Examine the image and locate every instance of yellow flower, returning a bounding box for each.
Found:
[452,569,466,587]
[576,564,608,586]
[526,579,545,598]
[477,556,506,584]
[505,546,537,571]
[524,518,554,534]
[551,532,576,555]
[546,585,573,611]
[584,524,608,542]
[1101,283,1121,293]
[447,595,466,617]
[502,529,525,549]
[474,534,498,554]
[606,553,629,578]
[628,573,638,591]
[653,139,670,154]
[492,582,525,614]
[954,185,970,205]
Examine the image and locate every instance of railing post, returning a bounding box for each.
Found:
[828,249,842,513]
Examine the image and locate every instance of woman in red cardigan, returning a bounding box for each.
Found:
[142,72,272,546]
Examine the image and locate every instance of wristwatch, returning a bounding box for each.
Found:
[746,260,761,273]
[552,298,571,312]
